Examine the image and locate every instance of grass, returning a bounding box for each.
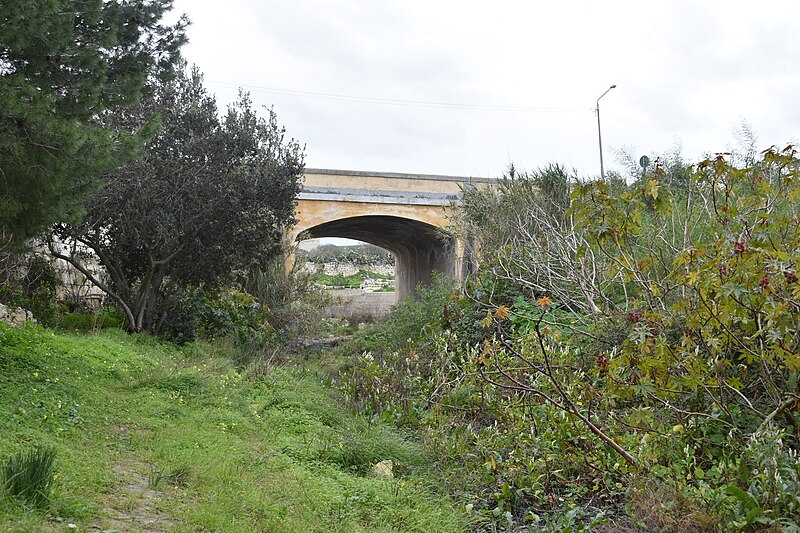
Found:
[0,324,466,532]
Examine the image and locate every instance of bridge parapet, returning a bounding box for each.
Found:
[299,186,460,206]
[303,168,491,193]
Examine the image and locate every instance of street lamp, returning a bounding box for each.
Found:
[596,84,616,179]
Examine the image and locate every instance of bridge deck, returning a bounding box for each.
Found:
[301,168,493,206]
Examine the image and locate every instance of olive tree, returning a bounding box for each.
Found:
[50,66,304,332]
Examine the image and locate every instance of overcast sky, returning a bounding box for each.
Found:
[172,0,799,181]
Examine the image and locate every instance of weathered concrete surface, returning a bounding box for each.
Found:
[302,168,471,195]
[324,289,396,320]
[292,169,491,299]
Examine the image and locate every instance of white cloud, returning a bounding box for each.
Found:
[173,0,800,178]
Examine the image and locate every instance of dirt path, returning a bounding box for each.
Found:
[89,426,175,532]
[91,461,175,532]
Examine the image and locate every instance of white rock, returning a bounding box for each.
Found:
[372,459,394,478]
[0,303,36,326]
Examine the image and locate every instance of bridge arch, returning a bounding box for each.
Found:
[299,215,455,297]
[290,168,492,299]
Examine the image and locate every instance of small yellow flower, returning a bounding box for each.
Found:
[537,296,553,309]
[32,371,39,378]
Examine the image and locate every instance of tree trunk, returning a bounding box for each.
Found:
[143,268,167,333]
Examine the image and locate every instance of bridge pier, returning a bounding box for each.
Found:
[392,233,455,296]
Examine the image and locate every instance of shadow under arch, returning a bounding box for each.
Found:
[300,215,455,298]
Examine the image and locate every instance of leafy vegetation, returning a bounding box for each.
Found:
[57,309,124,332]
[0,254,59,326]
[3,20,798,526]
[332,147,800,530]
[246,251,345,339]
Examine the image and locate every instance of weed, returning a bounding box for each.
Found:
[626,482,717,532]
[317,419,426,475]
[148,465,191,488]
[2,445,56,509]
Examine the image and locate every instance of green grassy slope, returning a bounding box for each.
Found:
[314,269,394,289]
[0,325,464,532]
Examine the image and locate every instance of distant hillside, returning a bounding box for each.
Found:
[298,243,394,267]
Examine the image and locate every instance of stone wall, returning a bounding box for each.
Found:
[323,289,396,320]
[301,261,394,277]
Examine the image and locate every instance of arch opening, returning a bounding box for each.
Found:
[299,215,455,298]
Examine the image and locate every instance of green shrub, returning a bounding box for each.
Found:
[20,255,59,326]
[3,445,56,510]
[318,419,426,475]
[197,288,273,342]
[58,309,124,331]
[161,286,273,345]
[340,275,454,355]
[329,148,800,529]
[466,147,800,527]
[715,428,800,529]
[334,276,460,424]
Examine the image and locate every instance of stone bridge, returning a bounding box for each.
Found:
[290,168,492,298]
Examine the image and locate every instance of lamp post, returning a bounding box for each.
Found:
[596,84,616,179]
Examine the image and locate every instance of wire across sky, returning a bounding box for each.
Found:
[206,80,592,113]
